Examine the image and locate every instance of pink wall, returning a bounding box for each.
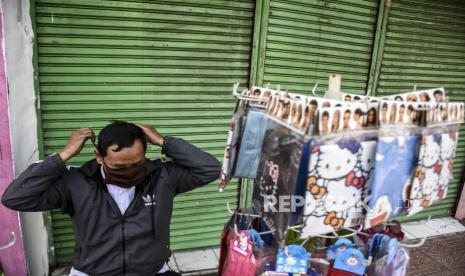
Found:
[0,5,28,276]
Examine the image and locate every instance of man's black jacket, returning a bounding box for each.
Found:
[2,136,221,275]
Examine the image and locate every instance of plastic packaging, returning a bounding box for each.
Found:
[302,101,378,237]
[252,92,311,244]
[275,245,311,274]
[366,100,424,227]
[407,102,464,216]
[223,231,257,276]
[235,108,268,178]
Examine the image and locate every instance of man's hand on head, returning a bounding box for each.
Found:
[136,124,164,147]
[59,127,96,162]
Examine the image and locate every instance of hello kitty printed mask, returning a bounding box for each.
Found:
[302,103,378,237]
[252,100,308,244]
[407,102,464,216]
[303,139,369,237]
[407,133,442,216]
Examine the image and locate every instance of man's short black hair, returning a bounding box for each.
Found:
[97,121,147,157]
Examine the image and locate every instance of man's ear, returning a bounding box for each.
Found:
[94,150,103,165]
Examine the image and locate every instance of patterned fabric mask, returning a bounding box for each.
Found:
[301,138,375,237]
[219,102,246,192]
[407,131,458,216]
[252,118,305,244]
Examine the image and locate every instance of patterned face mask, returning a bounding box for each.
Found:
[407,102,463,216]
[219,101,246,192]
[407,131,458,216]
[252,118,305,245]
[433,131,459,202]
[301,138,374,237]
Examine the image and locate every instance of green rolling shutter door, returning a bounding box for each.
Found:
[33,0,255,265]
[259,0,379,94]
[375,0,465,220]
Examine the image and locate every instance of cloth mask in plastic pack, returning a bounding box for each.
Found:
[235,109,268,179]
[365,135,419,228]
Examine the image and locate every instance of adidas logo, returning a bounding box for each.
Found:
[142,194,156,206]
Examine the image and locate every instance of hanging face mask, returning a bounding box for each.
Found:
[252,94,310,245]
[407,102,464,216]
[366,101,422,227]
[302,102,377,238]
[103,161,148,188]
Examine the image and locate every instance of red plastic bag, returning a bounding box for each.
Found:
[223,230,257,276]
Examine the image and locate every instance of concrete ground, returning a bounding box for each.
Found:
[52,217,465,275]
[409,232,465,275]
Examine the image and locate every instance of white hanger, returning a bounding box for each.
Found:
[310,258,330,266]
[231,82,249,98]
[231,83,268,103]
[288,224,338,240]
[226,201,261,218]
[364,256,373,267]
[226,201,276,236]
[357,217,430,248]
[397,216,431,248]
[399,235,427,248]
[288,223,365,242]
[233,223,245,237]
[226,201,276,235]
[311,83,319,97]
